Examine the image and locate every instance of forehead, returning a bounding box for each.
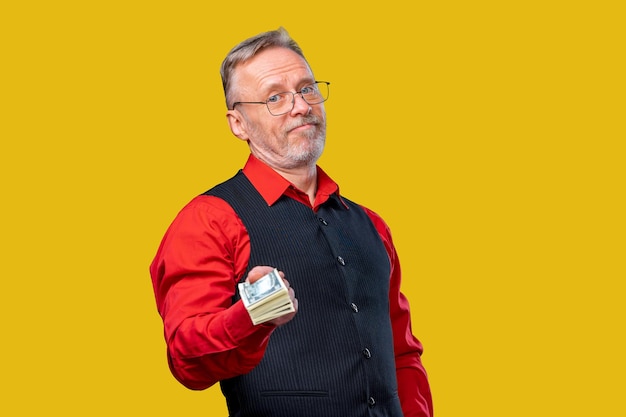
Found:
[234,47,314,91]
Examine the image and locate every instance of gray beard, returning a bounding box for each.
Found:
[249,113,327,169]
[281,123,326,168]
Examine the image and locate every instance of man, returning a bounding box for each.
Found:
[150,27,433,417]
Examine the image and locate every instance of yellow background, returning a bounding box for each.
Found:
[1,1,624,416]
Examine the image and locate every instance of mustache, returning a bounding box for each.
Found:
[285,114,322,131]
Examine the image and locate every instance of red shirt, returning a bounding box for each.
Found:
[150,154,433,417]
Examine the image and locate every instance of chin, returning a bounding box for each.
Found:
[285,143,324,168]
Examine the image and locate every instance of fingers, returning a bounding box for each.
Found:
[284,280,295,300]
[280,279,297,307]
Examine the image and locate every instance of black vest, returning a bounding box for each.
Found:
[206,171,403,417]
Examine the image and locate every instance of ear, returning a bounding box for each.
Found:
[226,110,249,141]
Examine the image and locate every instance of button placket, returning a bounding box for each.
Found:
[316,215,346,267]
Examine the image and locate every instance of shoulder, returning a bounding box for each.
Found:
[166,194,244,237]
[180,194,238,215]
[337,195,392,240]
[357,204,392,238]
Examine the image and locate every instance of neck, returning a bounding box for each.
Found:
[275,165,318,205]
[250,149,320,205]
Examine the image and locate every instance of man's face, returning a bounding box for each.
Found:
[226,47,326,170]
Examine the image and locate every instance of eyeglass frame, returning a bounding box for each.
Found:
[230,81,330,116]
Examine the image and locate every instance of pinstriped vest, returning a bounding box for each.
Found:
[206,171,403,417]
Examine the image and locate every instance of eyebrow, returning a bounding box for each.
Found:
[261,79,316,95]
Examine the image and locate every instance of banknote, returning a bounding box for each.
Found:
[238,268,295,324]
[239,268,284,306]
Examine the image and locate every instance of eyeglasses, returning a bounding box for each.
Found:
[231,81,330,116]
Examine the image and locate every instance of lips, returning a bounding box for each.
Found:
[287,116,319,133]
[289,123,314,133]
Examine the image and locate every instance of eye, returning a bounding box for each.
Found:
[300,86,315,95]
[267,94,282,103]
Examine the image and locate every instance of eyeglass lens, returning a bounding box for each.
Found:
[267,82,329,115]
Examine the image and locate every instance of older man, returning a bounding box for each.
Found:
[150,27,433,417]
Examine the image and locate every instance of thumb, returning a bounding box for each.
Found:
[246,265,278,284]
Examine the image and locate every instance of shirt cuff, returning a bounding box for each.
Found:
[224,300,276,342]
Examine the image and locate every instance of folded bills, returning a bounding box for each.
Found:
[238,268,295,325]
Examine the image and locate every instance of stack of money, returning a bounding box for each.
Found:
[238,268,295,325]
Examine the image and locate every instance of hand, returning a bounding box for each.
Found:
[246,266,298,326]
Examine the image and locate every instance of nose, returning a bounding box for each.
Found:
[290,92,311,116]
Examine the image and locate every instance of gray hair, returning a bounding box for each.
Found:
[220,27,309,109]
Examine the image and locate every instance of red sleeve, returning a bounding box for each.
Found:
[363,206,434,417]
[149,195,275,390]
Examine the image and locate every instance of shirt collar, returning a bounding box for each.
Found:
[242,154,346,209]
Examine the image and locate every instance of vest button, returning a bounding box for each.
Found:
[362,348,372,359]
[368,396,376,407]
[337,256,345,265]
[318,217,328,226]
[350,303,359,313]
